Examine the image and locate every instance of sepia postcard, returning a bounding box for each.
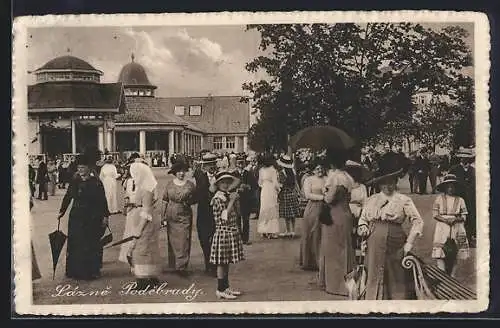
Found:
[12,11,490,315]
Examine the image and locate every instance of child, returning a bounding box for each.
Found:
[431,174,470,277]
[210,171,245,299]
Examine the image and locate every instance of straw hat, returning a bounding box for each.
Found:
[201,153,218,164]
[436,174,462,192]
[456,147,475,158]
[277,154,294,169]
[214,171,240,186]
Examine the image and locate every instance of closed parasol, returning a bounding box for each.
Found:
[289,125,356,151]
[48,219,67,280]
[103,235,137,249]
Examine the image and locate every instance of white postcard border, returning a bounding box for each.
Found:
[12,10,491,315]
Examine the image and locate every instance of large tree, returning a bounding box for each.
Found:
[243,23,473,152]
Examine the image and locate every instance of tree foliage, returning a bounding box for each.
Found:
[244,23,474,152]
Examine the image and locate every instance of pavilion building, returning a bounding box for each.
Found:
[28,54,250,166]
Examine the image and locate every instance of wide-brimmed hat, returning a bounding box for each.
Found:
[436,174,462,192]
[366,153,403,185]
[214,171,240,186]
[75,154,91,166]
[456,147,475,158]
[277,155,294,169]
[168,162,189,175]
[201,153,218,164]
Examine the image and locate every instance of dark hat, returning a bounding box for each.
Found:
[366,152,403,185]
[127,152,141,164]
[436,174,462,192]
[168,162,188,175]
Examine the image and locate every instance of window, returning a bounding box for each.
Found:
[174,106,185,116]
[189,105,202,116]
[213,136,223,150]
[226,136,235,149]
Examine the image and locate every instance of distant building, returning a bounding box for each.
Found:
[28,54,250,165]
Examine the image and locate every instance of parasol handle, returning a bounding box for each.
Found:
[57,218,61,231]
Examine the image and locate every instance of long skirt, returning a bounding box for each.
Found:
[102,177,119,214]
[131,213,160,278]
[364,221,415,300]
[257,182,280,234]
[165,202,193,271]
[299,200,322,270]
[31,242,41,280]
[66,208,103,280]
[119,207,141,263]
[318,202,355,296]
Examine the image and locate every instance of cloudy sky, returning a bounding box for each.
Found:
[26,23,473,98]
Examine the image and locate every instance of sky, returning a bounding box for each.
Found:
[26,23,474,98]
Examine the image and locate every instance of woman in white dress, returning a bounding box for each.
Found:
[257,154,281,239]
[119,167,139,264]
[99,156,120,214]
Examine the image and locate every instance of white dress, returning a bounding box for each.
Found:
[100,163,119,213]
[257,166,281,234]
[119,178,140,263]
[349,183,368,219]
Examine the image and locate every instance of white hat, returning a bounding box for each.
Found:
[277,154,294,169]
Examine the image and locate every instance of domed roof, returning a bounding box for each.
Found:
[36,55,101,73]
[118,54,156,88]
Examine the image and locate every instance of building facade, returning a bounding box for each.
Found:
[28,54,251,165]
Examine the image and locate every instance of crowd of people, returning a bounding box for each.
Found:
[30,143,476,300]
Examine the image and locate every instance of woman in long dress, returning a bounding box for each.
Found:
[299,163,325,271]
[318,154,356,296]
[162,162,197,277]
[57,155,110,280]
[100,157,120,214]
[357,161,424,300]
[256,154,281,239]
[119,166,140,264]
[127,162,161,289]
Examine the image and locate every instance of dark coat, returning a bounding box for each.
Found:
[36,162,48,184]
[414,156,431,175]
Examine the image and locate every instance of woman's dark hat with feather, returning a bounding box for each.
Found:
[366,152,404,185]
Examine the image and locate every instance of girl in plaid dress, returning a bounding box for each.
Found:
[210,171,245,300]
[277,155,300,238]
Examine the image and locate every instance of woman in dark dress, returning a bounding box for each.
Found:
[57,155,110,280]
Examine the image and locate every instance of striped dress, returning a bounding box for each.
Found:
[209,191,245,265]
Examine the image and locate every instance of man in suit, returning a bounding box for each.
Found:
[428,150,442,194]
[415,149,431,194]
[232,156,255,245]
[193,154,217,276]
[36,156,48,200]
[407,151,418,193]
[450,149,476,246]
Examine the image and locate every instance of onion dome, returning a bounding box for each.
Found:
[118,54,157,97]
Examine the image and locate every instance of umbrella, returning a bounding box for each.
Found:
[289,125,356,151]
[49,219,67,280]
[344,238,368,300]
[103,235,136,249]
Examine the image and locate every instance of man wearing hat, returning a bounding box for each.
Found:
[449,147,476,245]
[415,149,431,194]
[230,155,255,245]
[193,153,218,275]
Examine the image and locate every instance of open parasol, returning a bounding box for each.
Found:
[49,219,67,280]
[289,125,356,151]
